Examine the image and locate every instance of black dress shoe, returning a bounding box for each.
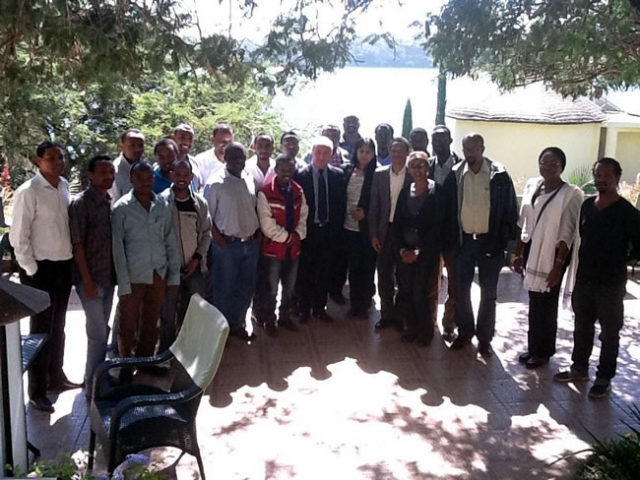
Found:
[450,335,472,350]
[315,311,334,323]
[229,328,257,341]
[518,351,533,364]
[401,332,417,343]
[478,341,493,357]
[299,312,311,324]
[525,356,549,369]
[375,319,395,329]
[30,396,55,413]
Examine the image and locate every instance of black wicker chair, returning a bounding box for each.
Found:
[87,294,229,479]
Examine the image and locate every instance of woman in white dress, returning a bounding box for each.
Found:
[513,147,584,369]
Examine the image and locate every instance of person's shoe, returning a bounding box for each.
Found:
[394,321,405,332]
[518,351,533,364]
[401,333,417,343]
[229,328,257,341]
[553,369,589,383]
[347,307,359,318]
[49,378,84,392]
[450,335,472,350]
[442,328,456,343]
[375,319,395,329]
[278,318,300,332]
[265,322,277,337]
[329,292,347,306]
[315,311,334,323]
[478,341,493,357]
[299,312,311,324]
[588,380,611,399]
[525,356,549,369]
[30,396,55,413]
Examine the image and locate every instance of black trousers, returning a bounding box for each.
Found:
[528,283,564,358]
[329,228,348,298]
[345,229,377,312]
[376,227,400,323]
[298,224,332,316]
[20,259,72,399]
[571,280,626,381]
[397,253,437,342]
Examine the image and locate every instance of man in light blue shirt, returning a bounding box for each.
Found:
[111,161,181,358]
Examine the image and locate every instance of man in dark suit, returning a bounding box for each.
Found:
[295,136,346,323]
[369,137,413,330]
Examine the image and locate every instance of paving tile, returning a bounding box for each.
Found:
[16,273,640,479]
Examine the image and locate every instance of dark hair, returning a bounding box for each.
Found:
[36,140,64,158]
[280,131,300,143]
[154,138,179,156]
[212,123,233,137]
[129,160,153,178]
[410,127,428,137]
[87,155,113,173]
[275,153,296,169]
[353,137,377,178]
[170,158,193,173]
[432,125,451,137]
[253,132,274,145]
[120,128,144,143]
[375,123,394,135]
[390,136,411,152]
[593,157,622,177]
[539,147,567,171]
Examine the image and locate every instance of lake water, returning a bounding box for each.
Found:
[271,66,497,140]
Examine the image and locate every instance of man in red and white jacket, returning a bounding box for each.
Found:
[254,154,308,335]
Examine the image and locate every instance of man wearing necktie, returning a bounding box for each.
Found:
[294,136,346,323]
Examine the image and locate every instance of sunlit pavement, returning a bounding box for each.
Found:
[23,269,640,479]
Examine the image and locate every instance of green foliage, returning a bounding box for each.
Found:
[0,0,383,181]
[573,404,640,480]
[402,99,413,139]
[568,165,597,194]
[425,0,640,98]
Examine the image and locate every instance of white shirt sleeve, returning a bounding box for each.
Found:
[9,186,38,276]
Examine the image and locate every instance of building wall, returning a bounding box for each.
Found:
[613,131,640,184]
[450,119,602,193]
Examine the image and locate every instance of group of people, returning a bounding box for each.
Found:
[8,115,640,414]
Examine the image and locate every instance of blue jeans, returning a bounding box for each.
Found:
[255,256,299,324]
[455,234,504,343]
[77,284,115,397]
[159,268,205,351]
[210,239,260,331]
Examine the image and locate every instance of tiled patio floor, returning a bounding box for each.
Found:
[22,269,640,479]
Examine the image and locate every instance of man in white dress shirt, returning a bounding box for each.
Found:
[10,141,82,412]
[193,123,233,189]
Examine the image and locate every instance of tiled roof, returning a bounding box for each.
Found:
[447,84,606,125]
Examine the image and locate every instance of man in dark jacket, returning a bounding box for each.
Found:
[445,133,518,356]
[294,136,346,323]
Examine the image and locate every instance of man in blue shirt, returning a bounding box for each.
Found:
[152,138,178,194]
[111,161,181,358]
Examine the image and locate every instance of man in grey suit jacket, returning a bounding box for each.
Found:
[369,137,413,329]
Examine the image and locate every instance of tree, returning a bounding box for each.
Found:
[402,99,413,139]
[0,0,380,176]
[425,0,640,98]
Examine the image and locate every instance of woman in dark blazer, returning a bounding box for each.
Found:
[394,151,446,345]
[342,137,378,318]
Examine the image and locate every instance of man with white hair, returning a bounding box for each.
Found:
[294,136,346,323]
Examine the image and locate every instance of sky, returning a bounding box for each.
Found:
[188,0,444,43]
